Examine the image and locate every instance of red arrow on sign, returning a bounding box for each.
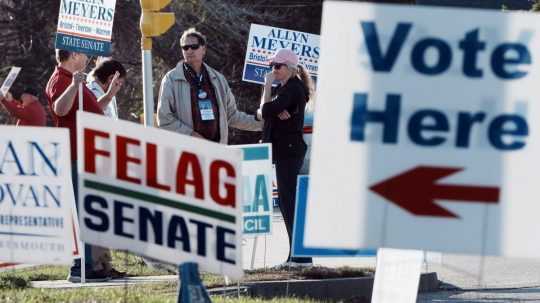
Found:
[369,166,500,218]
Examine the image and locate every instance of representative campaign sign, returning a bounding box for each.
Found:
[235,144,272,236]
[55,0,117,56]
[242,24,320,84]
[0,126,74,264]
[77,112,244,278]
[306,2,540,257]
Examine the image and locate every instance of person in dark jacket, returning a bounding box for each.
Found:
[259,48,314,266]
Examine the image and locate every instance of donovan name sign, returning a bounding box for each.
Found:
[77,112,244,278]
[307,2,540,257]
[0,127,73,265]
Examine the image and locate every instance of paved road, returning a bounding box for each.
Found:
[418,288,540,302]
[245,213,540,302]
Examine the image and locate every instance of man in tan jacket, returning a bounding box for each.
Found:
[157,28,262,143]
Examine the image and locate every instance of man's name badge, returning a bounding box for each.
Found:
[197,90,208,99]
[198,99,215,121]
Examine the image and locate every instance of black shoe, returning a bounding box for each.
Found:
[290,257,313,264]
[67,269,111,283]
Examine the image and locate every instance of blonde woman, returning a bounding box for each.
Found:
[259,48,314,267]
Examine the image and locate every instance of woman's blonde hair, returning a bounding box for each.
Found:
[287,64,315,101]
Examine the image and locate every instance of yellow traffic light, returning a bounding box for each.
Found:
[140,0,175,49]
[140,0,172,11]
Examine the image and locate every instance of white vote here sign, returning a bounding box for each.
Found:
[306,2,540,257]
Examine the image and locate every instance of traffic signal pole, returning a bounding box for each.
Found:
[139,0,174,127]
[141,39,154,127]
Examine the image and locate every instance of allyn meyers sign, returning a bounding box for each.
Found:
[243,24,320,85]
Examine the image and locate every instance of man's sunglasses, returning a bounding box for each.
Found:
[181,44,201,51]
[270,63,286,69]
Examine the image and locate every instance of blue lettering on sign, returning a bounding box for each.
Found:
[83,194,237,264]
[350,93,528,151]
[243,174,270,213]
[61,0,113,22]
[167,215,190,252]
[360,21,532,79]
[243,63,272,84]
[0,183,61,208]
[251,29,320,60]
[244,215,270,234]
[139,207,163,245]
[0,141,59,177]
[55,33,111,57]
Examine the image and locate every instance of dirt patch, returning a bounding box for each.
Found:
[226,266,373,286]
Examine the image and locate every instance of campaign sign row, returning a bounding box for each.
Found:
[7,0,540,281]
[0,116,274,279]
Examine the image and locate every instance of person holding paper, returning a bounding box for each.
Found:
[45,49,125,283]
[46,49,103,159]
[157,27,262,142]
[0,87,46,126]
[259,48,314,267]
[87,58,126,119]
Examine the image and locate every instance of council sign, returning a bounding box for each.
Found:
[306,2,540,257]
[235,144,273,236]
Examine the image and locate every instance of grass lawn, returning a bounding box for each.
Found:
[0,283,326,302]
[1,280,326,303]
[0,251,371,302]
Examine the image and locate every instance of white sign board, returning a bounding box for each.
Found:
[371,248,423,303]
[0,67,21,97]
[242,24,320,84]
[0,126,74,264]
[306,2,540,257]
[235,144,273,236]
[77,112,244,279]
[55,0,117,56]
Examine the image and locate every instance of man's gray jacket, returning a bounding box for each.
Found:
[157,61,262,144]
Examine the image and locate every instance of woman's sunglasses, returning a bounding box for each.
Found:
[270,63,286,70]
[181,44,201,51]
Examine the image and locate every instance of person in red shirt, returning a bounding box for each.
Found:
[46,50,103,161]
[0,87,46,126]
[45,49,124,283]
